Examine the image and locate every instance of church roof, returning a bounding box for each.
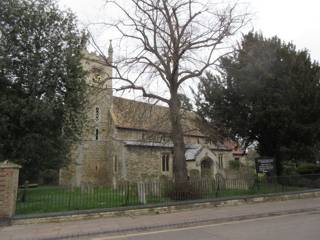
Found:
[112,97,206,137]
[224,139,246,156]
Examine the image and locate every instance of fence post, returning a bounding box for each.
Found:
[137,182,146,204]
[215,178,220,198]
[0,161,21,224]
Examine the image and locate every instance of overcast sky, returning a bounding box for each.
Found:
[57,0,320,101]
[58,0,320,62]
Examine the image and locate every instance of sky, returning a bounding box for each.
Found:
[58,0,320,62]
[57,0,320,101]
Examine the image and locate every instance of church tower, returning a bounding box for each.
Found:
[59,42,114,187]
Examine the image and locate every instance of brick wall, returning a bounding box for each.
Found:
[0,161,20,220]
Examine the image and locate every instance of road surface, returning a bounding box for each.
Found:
[92,210,320,240]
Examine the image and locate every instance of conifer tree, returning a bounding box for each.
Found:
[197,32,320,175]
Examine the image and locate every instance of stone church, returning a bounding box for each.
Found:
[59,43,245,187]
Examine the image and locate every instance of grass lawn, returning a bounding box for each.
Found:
[16,186,141,215]
[15,182,307,215]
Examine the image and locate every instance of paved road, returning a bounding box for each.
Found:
[92,210,320,240]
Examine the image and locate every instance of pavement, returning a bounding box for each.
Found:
[1,197,320,240]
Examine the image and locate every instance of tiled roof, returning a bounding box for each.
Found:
[112,97,205,137]
[224,140,246,155]
[185,146,202,161]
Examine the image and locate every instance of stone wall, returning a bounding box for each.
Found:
[59,51,113,187]
[114,128,235,182]
[60,140,113,187]
[186,161,200,177]
[111,136,236,183]
[125,146,173,182]
[110,140,128,185]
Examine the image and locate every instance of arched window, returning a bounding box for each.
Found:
[162,153,169,172]
[95,107,100,121]
[95,128,99,140]
[218,154,223,168]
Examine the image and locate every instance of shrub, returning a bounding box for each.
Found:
[296,163,320,175]
[312,178,320,188]
[282,163,297,176]
[296,177,313,187]
[167,181,201,201]
[39,169,59,185]
[229,160,241,170]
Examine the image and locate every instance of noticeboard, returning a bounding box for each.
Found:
[255,158,274,174]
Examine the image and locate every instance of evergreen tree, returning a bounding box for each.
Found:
[0,0,87,182]
[197,32,320,175]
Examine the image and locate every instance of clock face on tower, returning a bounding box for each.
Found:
[91,67,104,84]
[92,74,102,83]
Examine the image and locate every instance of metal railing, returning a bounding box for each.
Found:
[15,174,320,215]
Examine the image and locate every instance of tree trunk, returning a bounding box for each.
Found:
[169,94,188,183]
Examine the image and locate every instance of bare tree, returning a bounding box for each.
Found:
[91,0,249,183]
